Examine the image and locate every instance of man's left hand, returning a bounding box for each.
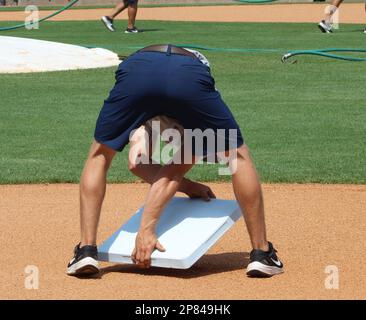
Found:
[183,181,216,201]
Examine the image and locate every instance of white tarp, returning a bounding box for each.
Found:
[98,197,242,269]
[0,36,120,73]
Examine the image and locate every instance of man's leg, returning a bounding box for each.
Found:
[318,0,343,32]
[108,1,128,20]
[67,140,116,276]
[128,135,195,195]
[230,145,267,251]
[80,140,116,246]
[324,0,343,24]
[230,144,283,277]
[101,1,128,32]
[126,1,139,31]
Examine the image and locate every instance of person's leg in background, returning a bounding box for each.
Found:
[125,0,139,33]
[109,1,129,20]
[101,0,139,33]
[101,1,128,32]
[318,0,344,33]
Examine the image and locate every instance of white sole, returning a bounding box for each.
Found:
[246,261,284,277]
[67,257,100,276]
[101,17,115,32]
[318,22,332,33]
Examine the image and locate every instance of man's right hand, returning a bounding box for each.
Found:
[131,229,165,268]
[180,180,216,201]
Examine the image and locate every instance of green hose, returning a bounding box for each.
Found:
[131,45,366,62]
[83,43,366,62]
[0,0,79,31]
[83,43,282,54]
[282,48,366,62]
[177,44,280,53]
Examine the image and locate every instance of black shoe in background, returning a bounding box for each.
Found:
[125,27,139,33]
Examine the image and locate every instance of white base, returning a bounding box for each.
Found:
[98,197,242,269]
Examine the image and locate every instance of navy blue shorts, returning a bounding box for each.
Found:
[94,49,244,156]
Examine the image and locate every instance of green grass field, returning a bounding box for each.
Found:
[1,20,365,184]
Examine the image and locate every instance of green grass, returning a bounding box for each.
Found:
[1,21,365,184]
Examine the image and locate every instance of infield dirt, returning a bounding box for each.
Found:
[1,183,365,299]
[0,3,365,23]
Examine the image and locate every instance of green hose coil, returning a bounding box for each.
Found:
[282,48,366,62]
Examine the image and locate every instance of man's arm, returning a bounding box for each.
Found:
[129,161,215,200]
[128,137,216,200]
[131,162,194,267]
[128,126,215,267]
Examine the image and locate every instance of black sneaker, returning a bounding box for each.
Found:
[125,27,139,34]
[101,16,115,32]
[246,242,284,277]
[67,243,99,276]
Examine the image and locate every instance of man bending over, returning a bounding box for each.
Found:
[66,44,284,278]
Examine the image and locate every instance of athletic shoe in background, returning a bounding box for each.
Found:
[125,27,139,33]
[318,20,333,33]
[101,16,116,32]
